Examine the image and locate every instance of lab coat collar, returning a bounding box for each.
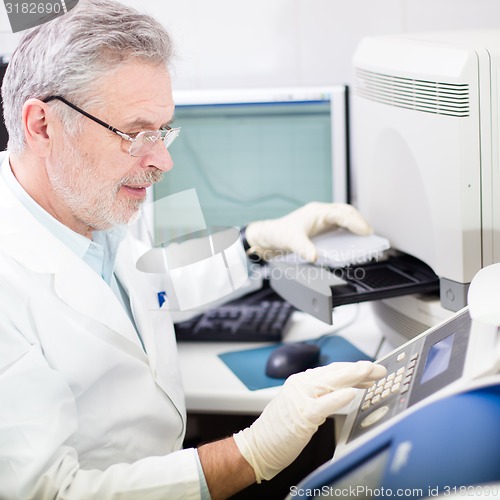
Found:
[0,170,148,360]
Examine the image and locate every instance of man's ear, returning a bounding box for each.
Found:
[22,98,56,157]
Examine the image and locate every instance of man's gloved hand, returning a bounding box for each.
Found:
[233,360,386,482]
[244,202,372,262]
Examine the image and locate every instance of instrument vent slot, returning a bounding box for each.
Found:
[355,68,470,117]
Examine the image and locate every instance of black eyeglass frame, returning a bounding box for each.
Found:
[43,95,180,157]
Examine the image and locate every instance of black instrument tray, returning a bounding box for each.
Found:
[269,253,439,324]
[327,254,439,306]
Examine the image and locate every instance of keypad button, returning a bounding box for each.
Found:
[360,405,389,428]
[401,383,410,394]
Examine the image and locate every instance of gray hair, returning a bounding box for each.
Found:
[1,0,174,154]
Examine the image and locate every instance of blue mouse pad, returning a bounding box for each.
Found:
[218,336,374,391]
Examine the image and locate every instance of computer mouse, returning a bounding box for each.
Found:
[265,343,321,379]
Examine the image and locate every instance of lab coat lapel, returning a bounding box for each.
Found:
[115,236,187,417]
[114,235,159,365]
[52,260,148,361]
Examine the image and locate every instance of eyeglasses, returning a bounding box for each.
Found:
[43,95,181,157]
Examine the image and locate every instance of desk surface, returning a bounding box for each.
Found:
[177,302,389,415]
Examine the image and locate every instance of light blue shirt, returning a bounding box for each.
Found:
[1,156,211,499]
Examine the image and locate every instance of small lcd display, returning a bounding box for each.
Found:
[420,333,455,384]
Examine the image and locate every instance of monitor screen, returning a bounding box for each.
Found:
[152,86,350,232]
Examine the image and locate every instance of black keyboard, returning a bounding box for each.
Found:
[174,287,295,342]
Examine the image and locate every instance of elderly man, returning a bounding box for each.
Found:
[0,0,385,498]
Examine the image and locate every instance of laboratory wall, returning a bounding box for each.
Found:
[1,1,500,89]
[105,0,500,89]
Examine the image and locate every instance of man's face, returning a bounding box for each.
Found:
[48,61,175,233]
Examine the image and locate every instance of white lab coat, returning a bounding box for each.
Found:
[0,171,203,499]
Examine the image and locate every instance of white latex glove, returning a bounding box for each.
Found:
[233,360,386,482]
[245,202,372,262]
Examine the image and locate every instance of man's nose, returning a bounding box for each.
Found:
[143,142,174,172]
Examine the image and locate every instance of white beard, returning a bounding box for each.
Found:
[50,136,163,230]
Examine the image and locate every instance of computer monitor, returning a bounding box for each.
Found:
[152,86,350,233]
